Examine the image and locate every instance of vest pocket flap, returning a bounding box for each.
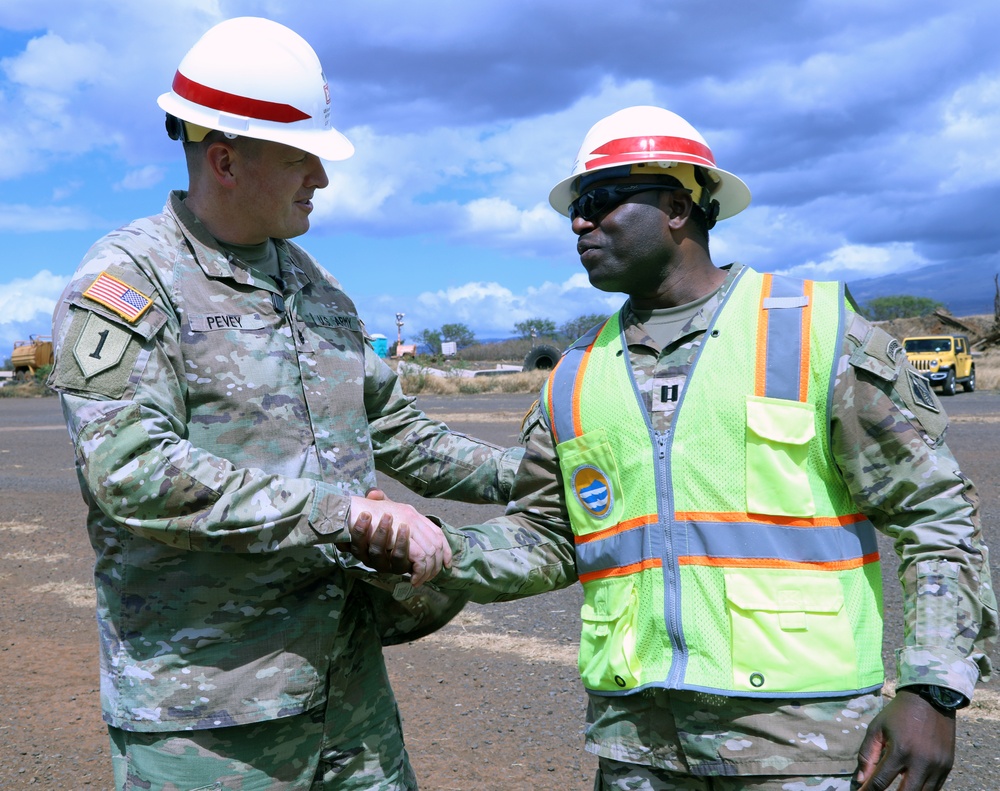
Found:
[581,577,635,623]
[746,396,816,445]
[724,572,844,614]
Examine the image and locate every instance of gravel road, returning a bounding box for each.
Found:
[1,392,997,790]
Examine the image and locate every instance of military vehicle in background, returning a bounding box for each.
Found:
[10,335,54,381]
[902,334,975,396]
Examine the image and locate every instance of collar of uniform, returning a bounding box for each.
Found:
[168,191,320,298]
[274,241,314,296]
[621,262,744,353]
[168,191,239,280]
[167,191,315,296]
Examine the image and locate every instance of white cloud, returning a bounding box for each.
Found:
[772,242,927,281]
[460,199,564,247]
[0,269,67,325]
[2,33,106,90]
[1,0,999,313]
[367,274,621,337]
[939,74,1000,191]
[115,165,167,191]
[311,77,662,257]
[0,203,96,232]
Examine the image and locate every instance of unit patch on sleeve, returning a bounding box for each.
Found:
[907,368,940,413]
[73,312,133,379]
[83,272,153,323]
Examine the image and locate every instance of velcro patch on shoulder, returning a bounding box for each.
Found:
[51,308,144,398]
[519,399,546,444]
[69,266,167,341]
[906,369,940,413]
[73,313,132,378]
[848,324,902,383]
[82,271,153,323]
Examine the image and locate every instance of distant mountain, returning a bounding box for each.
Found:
[846,256,1000,317]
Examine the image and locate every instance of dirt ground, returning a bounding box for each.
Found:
[1,392,998,790]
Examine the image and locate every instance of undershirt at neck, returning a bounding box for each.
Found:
[221,239,280,284]
[632,286,720,350]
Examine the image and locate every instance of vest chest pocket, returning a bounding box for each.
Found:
[579,576,641,691]
[556,429,625,535]
[724,570,857,693]
[746,396,816,517]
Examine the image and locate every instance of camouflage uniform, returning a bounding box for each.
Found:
[49,191,522,789]
[436,262,997,779]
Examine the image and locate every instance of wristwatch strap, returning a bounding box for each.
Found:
[908,684,968,712]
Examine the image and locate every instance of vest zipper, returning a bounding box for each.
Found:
[656,430,686,687]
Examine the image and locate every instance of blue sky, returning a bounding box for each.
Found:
[2,0,999,354]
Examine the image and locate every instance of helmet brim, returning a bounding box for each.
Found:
[157,91,355,162]
[549,160,751,222]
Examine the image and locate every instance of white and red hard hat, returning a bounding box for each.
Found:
[549,106,750,224]
[157,17,354,161]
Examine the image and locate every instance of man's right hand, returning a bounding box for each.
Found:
[348,494,451,586]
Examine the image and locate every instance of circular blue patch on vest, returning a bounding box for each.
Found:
[572,465,614,519]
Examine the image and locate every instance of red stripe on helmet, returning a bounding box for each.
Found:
[586,135,716,169]
[172,71,311,123]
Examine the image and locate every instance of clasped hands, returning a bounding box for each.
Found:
[343,490,450,586]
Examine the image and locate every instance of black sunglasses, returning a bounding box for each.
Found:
[568,183,690,222]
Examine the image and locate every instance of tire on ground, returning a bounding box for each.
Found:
[522,345,561,372]
[942,369,956,396]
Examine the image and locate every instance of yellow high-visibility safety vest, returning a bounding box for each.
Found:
[542,267,884,698]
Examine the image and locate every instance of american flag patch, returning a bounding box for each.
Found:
[82,272,153,323]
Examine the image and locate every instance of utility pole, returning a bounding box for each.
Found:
[395,312,405,349]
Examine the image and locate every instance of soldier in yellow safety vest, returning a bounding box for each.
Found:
[354,106,997,791]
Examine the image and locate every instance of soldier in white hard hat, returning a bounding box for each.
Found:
[361,105,996,790]
[48,16,522,790]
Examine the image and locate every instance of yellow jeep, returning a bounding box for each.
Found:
[902,334,975,396]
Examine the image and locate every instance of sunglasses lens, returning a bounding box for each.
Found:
[570,188,612,221]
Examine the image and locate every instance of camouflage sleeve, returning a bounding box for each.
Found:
[49,265,352,553]
[364,346,524,505]
[433,399,579,602]
[832,313,998,700]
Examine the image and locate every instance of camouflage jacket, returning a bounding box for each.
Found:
[48,191,521,732]
[437,263,997,776]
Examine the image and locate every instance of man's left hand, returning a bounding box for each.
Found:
[346,490,412,576]
[852,688,956,790]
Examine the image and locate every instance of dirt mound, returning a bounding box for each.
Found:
[875,313,998,348]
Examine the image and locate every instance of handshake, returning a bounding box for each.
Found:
[344,490,451,586]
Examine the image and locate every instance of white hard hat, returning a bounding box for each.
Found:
[549,106,750,225]
[157,17,354,161]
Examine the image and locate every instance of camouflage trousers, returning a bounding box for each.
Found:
[595,758,851,790]
[109,588,417,790]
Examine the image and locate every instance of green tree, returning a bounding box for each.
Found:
[414,328,442,354]
[440,323,476,348]
[560,313,608,341]
[861,295,945,321]
[513,318,556,338]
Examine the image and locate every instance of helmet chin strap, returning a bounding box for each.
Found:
[694,167,721,230]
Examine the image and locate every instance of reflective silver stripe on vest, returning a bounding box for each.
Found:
[576,527,654,577]
[762,275,808,402]
[547,319,607,444]
[575,518,877,577]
